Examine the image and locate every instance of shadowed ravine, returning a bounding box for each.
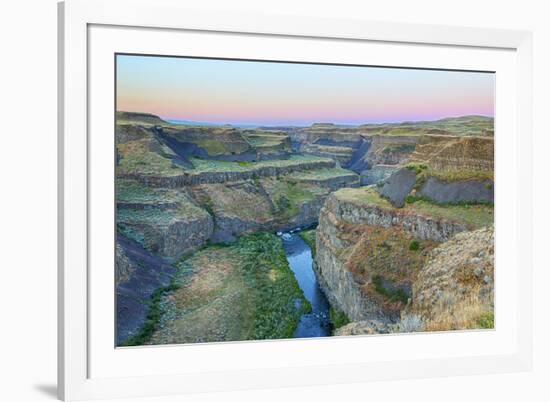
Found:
[280,232,331,338]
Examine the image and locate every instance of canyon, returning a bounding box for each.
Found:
[115,112,495,345]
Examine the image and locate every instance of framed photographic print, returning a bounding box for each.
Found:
[58,0,533,400]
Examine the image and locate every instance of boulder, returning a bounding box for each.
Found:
[378,168,417,207]
[335,320,394,336]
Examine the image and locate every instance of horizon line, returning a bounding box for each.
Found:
[117,110,494,128]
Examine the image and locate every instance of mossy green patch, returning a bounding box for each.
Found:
[477,312,495,329]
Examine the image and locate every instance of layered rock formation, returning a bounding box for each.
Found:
[314,186,494,332]
[115,112,495,343]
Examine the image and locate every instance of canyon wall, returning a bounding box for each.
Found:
[314,186,493,326]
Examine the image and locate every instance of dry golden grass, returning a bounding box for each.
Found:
[423,291,494,331]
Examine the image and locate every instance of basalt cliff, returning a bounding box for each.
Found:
[313,132,494,335]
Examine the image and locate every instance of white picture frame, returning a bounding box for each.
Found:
[58,0,533,400]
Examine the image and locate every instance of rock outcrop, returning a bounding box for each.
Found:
[416,177,493,204]
[320,187,469,242]
[409,135,494,172]
[335,319,395,336]
[125,158,336,188]
[378,167,417,207]
[314,186,493,327]
[117,201,214,260]
[360,165,397,185]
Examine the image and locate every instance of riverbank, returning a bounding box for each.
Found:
[125,232,311,345]
[280,232,331,338]
[120,228,354,346]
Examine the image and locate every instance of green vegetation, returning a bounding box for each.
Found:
[336,186,394,209]
[119,281,181,347]
[116,179,202,208]
[117,138,183,176]
[477,312,495,329]
[406,162,494,185]
[288,167,358,181]
[148,233,310,345]
[266,179,319,218]
[372,275,409,304]
[235,233,311,339]
[194,139,228,155]
[298,230,317,257]
[337,187,494,230]
[344,225,438,314]
[424,168,493,183]
[382,144,416,154]
[242,131,290,151]
[405,163,428,175]
[405,194,493,207]
[189,155,333,173]
[404,199,494,229]
[329,307,350,333]
[361,115,494,137]
[409,240,420,251]
[116,180,210,251]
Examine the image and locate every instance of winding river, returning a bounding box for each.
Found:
[280,231,331,338]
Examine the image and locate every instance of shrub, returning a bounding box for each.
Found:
[477,312,494,329]
[329,307,350,332]
[409,240,420,251]
[234,233,310,339]
[119,280,181,346]
[406,163,428,174]
[399,314,424,332]
[372,275,409,304]
[275,195,291,212]
[203,198,215,216]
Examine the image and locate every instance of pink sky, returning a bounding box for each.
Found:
[117,55,494,126]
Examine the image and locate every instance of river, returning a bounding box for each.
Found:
[280,231,332,338]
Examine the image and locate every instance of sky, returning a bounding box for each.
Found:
[116,54,495,126]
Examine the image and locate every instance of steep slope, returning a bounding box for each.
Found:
[412,226,494,331]
[314,186,493,326]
